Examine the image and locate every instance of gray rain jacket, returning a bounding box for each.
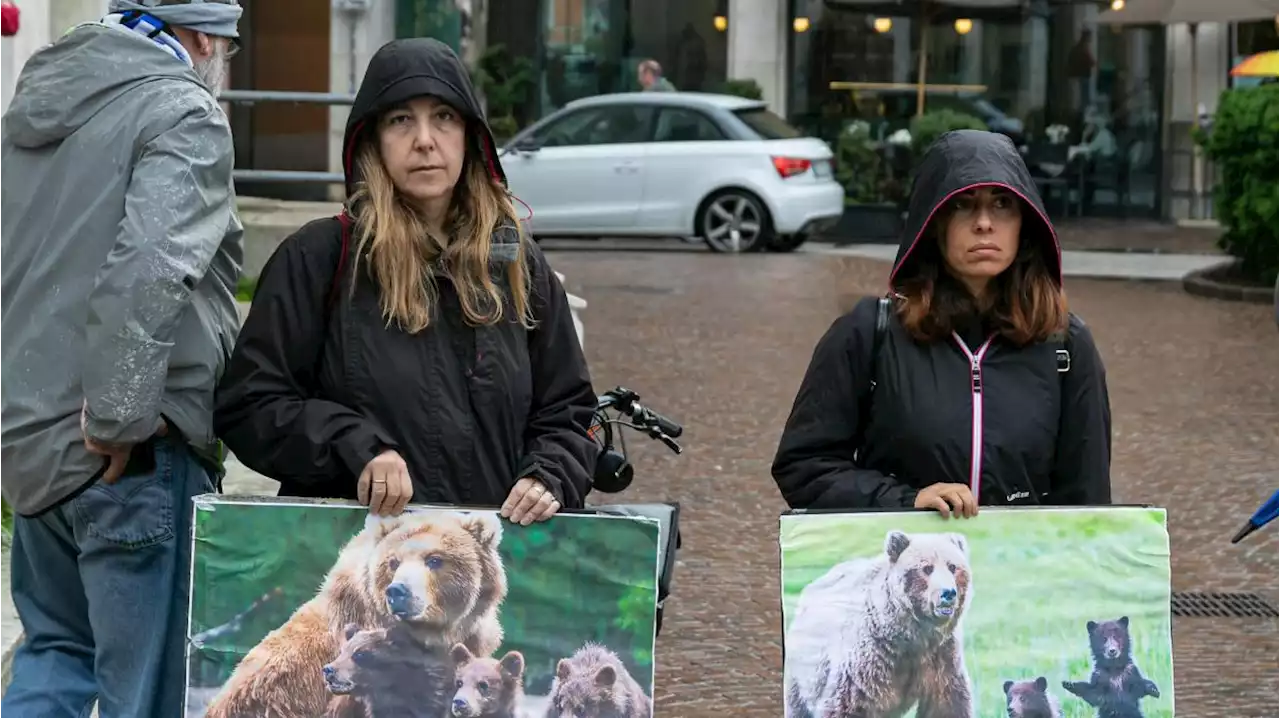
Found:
[1,21,243,516]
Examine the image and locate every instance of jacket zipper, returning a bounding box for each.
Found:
[952,332,995,505]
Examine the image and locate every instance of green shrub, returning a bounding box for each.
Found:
[1199,85,1279,283]
[235,275,257,302]
[719,78,764,100]
[909,108,987,157]
[835,121,885,204]
[471,44,536,141]
[2,498,12,545]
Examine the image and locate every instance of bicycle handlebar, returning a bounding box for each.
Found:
[590,387,684,493]
[595,387,684,444]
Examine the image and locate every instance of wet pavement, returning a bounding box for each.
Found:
[11,243,1274,715]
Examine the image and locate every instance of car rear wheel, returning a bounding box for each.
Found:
[698,190,772,253]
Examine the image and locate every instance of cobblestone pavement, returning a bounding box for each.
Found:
[539,248,1276,717]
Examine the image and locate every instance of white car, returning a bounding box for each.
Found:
[499,92,844,253]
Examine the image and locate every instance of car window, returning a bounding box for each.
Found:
[529,105,653,147]
[652,108,726,142]
[732,107,802,140]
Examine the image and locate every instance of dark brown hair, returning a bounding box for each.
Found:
[895,205,1067,346]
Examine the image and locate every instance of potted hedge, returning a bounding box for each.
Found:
[1197,85,1279,287]
[831,109,987,243]
[832,121,905,242]
[470,44,536,144]
[719,78,764,100]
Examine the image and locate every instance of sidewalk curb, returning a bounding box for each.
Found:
[1,629,21,694]
[1183,260,1275,304]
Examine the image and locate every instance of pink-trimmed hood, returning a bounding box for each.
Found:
[888,129,1062,290]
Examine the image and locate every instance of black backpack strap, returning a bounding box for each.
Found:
[329,211,353,311]
[854,296,891,459]
[1051,320,1073,446]
[872,296,890,385]
[1048,318,1071,374]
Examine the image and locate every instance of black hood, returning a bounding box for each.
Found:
[888,129,1061,291]
[342,37,506,195]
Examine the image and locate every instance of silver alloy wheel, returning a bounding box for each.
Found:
[702,193,764,253]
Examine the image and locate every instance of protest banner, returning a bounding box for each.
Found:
[184,496,661,718]
[780,506,1174,718]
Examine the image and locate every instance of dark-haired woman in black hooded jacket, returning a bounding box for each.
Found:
[214,38,597,525]
[772,129,1112,517]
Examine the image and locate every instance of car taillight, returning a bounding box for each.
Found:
[772,156,812,178]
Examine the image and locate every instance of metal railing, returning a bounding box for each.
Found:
[220,90,355,185]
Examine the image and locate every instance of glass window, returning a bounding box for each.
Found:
[1043,8,1166,217]
[531,0,729,115]
[786,1,1048,145]
[653,108,726,142]
[396,0,465,51]
[733,107,802,140]
[787,0,1166,218]
[530,105,654,147]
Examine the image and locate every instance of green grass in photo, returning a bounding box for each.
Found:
[188,502,660,696]
[780,508,1174,718]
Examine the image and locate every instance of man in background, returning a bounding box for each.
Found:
[1,0,243,715]
[638,58,677,92]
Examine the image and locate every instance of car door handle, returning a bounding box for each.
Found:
[613,162,639,174]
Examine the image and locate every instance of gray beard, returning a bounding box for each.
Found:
[194,42,228,98]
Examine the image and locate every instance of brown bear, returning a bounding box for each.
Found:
[449,643,525,718]
[544,643,652,718]
[784,529,974,718]
[1061,616,1160,718]
[1003,676,1063,718]
[204,510,508,718]
[320,621,452,718]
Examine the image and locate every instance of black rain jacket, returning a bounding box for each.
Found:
[772,130,1112,510]
[213,38,598,509]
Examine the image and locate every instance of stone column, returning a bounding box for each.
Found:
[727,0,787,114]
[327,0,397,200]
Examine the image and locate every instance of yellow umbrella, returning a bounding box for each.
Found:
[1230,50,1279,78]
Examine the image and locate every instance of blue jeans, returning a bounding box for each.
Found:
[1,437,213,718]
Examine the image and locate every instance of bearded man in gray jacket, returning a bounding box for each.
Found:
[1,1,243,715]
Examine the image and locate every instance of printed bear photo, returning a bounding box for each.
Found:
[779,507,1175,718]
[450,642,526,718]
[544,642,653,718]
[203,511,507,718]
[1061,615,1162,717]
[320,621,453,718]
[1003,676,1063,718]
[784,529,974,718]
[185,500,662,718]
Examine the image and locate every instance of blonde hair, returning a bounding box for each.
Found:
[348,138,534,334]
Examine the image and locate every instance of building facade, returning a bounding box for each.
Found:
[3,0,1271,218]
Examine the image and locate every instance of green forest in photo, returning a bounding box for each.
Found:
[780,508,1174,718]
[188,500,660,696]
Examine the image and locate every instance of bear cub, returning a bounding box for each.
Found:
[544,643,651,718]
[322,621,452,718]
[1003,676,1063,718]
[1062,616,1160,718]
[450,643,525,718]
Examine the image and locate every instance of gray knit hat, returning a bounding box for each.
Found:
[109,0,242,39]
